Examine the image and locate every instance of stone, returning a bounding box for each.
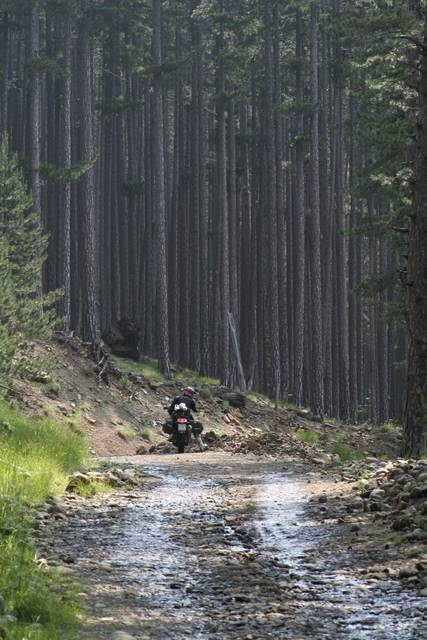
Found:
[406,528,426,542]
[399,567,418,579]
[111,632,136,640]
[370,488,386,500]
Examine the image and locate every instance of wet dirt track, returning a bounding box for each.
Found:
[46,453,427,639]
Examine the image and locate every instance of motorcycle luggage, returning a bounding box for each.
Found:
[162,422,173,435]
[192,421,203,435]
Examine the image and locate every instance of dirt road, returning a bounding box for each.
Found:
[44,453,426,639]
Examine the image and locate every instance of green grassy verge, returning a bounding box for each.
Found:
[0,400,86,639]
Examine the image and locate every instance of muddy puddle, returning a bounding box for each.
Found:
[48,455,426,639]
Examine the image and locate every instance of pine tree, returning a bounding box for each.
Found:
[0,137,58,384]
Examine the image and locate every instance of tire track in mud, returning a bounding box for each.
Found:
[43,454,426,639]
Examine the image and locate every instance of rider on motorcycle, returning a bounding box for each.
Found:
[166,386,207,450]
[167,386,198,418]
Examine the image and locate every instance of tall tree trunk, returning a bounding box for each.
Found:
[294,11,306,406]
[264,2,281,401]
[403,11,427,456]
[61,18,72,334]
[29,4,41,215]
[152,0,170,376]
[309,2,324,417]
[216,1,230,385]
[78,12,99,342]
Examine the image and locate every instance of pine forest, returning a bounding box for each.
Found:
[0,1,426,454]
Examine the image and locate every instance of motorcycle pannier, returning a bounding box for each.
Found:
[162,422,173,435]
[192,421,203,435]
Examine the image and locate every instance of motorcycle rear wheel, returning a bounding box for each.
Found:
[177,433,186,454]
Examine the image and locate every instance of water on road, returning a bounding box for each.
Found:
[45,453,426,639]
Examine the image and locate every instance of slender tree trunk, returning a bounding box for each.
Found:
[403,12,427,456]
[264,2,281,401]
[309,2,324,417]
[216,2,230,385]
[61,18,72,334]
[152,0,170,376]
[29,4,41,215]
[78,12,99,342]
[294,11,306,406]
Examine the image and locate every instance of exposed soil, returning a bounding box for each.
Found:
[13,338,402,461]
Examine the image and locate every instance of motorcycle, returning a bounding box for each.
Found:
[163,402,205,454]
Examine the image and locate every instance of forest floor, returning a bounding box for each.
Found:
[11,339,427,639]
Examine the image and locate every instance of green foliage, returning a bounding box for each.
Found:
[141,427,153,441]
[40,155,98,182]
[117,425,138,440]
[296,428,319,445]
[379,421,397,433]
[0,400,86,638]
[0,137,59,386]
[112,355,165,381]
[71,479,114,498]
[330,439,366,462]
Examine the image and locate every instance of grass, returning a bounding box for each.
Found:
[173,366,219,386]
[296,428,319,445]
[71,479,114,498]
[117,425,138,440]
[45,374,60,397]
[113,354,220,388]
[112,355,165,381]
[378,421,398,433]
[0,400,86,639]
[330,439,366,462]
[141,427,154,441]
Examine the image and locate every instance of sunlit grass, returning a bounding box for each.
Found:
[173,366,219,386]
[296,428,319,445]
[117,425,138,440]
[112,354,220,387]
[72,479,114,498]
[0,401,86,638]
[378,421,398,433]
[112,355,165,381]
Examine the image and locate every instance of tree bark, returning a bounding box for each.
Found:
[403,11,427,457]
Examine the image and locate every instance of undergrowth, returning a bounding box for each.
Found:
[113,355,164,381]
[72,479,114,498]
[113,354,220,387]
[0,400,86,639]
[296,428,319,445]
[330,439,366,462]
